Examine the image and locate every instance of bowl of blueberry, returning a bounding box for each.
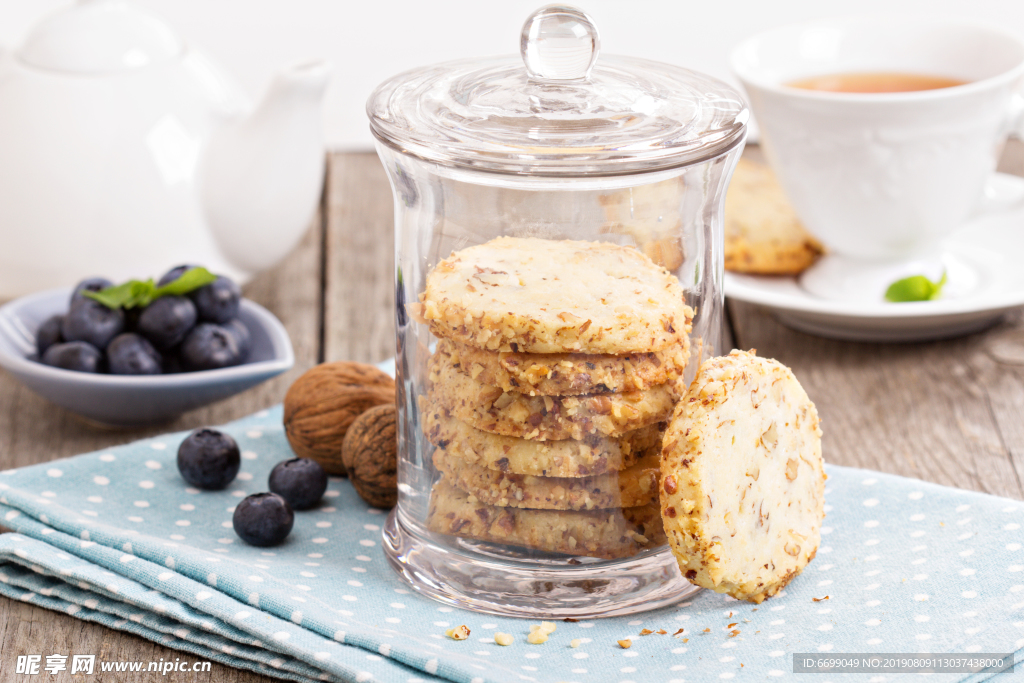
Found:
[0,266,293,427]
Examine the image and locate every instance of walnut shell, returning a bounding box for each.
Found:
[283,362,395,476]
[341,403,398,508]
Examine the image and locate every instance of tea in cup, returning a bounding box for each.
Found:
[732,16,1024,301]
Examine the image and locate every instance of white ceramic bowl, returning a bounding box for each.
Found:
[0,288,294,427]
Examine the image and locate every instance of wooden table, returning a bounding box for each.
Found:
[2,145,1023,681]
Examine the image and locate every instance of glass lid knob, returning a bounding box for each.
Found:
[520,5,600,82]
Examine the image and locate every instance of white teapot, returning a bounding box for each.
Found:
[0,0,331,298]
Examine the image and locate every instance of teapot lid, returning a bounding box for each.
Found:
[367,5,748,176]
[18,0,181,74]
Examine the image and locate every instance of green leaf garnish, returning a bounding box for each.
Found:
[884,271,947,303]
[84,267,217,310]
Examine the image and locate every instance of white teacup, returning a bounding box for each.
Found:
[732,16,1024,301]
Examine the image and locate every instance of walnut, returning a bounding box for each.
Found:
[341,404,398,508]
[283,362,395,476]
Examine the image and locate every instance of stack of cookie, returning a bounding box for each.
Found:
[411,236,694,559]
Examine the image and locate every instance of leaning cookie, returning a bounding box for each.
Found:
[660,350,825,603]
[724,158,824,275]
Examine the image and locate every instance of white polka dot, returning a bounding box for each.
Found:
[960,568,976,576]
[316,521,332,528]
[914,594,929,601]
[139,481,154,489]
[820,527,832,535]
[1010,565,1024,573]
[962,591,978,598]
[196,591,212,601]
[99,454,115,462]
[309,553,324,558]
[359,539,375,546]
[87,496,103,503]
[242,450,258,460]
[221,522,232,528]
[272,631,290,641]
[175,520,190,527]
[864,539,879,546]
[356,555,371,562]
[864,555,879,562]
[348,580,363,587]
[916,634,932,640]
[218,538,232,544]
[92,476,108,485]
[386,617,400,624]
[908,491,923,500]
[720,674,735,680]
[865,619,881,626]
[524,653,541,659]
[863,498,879,507]
[913,574,928,581]
[817,580,833,587]
[910,514,925,521]
[864,520,879,528]
[246,430,263,438]
[150,442,167,450]
[1007,544,1022,551]
[291,611,303,624]
[325,490,340,498]
[179,504,195,511]
[910,530,926,538]
[818,624,833,631]
[185,488,199,494]
[128,516,143,523]
[313,538,329,544]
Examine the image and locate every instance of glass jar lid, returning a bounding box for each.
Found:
[368,5,748,176]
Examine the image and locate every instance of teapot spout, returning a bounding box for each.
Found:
[202,60,332,275]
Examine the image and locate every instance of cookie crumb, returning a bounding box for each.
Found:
[617,639,632,649]
[494,633,513,646]
[563,617,579,622]
[570,639,582,648]
[445,625,470,640]
[656,629,667,635]
[639,628,654,636]
[812,595,830,602]
[527,631,548,645]
[673,628,685,636]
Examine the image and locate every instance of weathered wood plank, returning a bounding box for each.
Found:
[323,152,396,364]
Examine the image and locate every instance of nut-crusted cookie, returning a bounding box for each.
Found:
[427,479,665,559]
[421,400,663,478]
[433,446,661,510]
[413,236,691,354]
[437,334,690,397]
[724,158,824,275]
[428,350,681,441]
[660,350,825,603]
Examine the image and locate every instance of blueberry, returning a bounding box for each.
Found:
[41,341,103,373]
[61,300,124,349]
[176,428,240,490]
[107,333,162,375]
[268,458,328,510]
[179,323,242,371]
[36,315,64,356]
[157,264,200,287]
[137,296,197,350]
[191,276,241,324]
[233,493,294,547]
[162,352,183,374]
[222,318,252,360]
[69,277,113,307]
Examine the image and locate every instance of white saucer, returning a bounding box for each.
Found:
[725,173,1024,342]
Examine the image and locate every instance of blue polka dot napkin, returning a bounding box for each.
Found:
[0,407,1022,682]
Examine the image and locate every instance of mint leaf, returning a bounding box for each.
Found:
[884,271,947,303]
[153,267,216,298]
[83,268,217,310]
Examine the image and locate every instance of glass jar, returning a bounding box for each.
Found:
[368,5,747,617]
